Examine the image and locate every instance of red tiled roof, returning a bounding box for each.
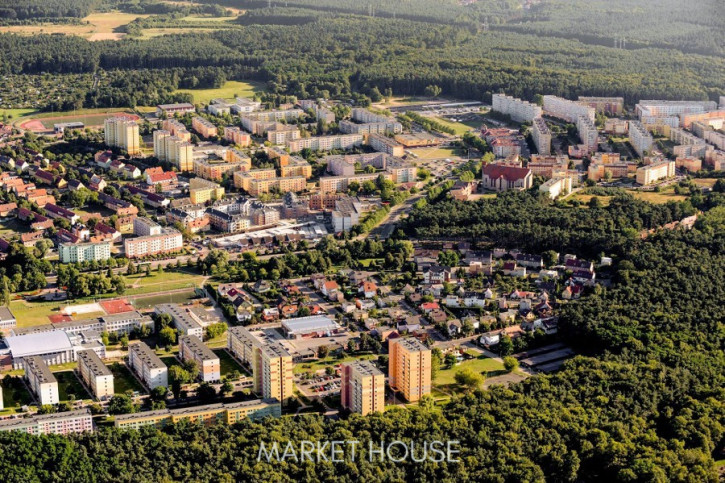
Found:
[482,164,531,182]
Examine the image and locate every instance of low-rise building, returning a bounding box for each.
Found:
[481,163,532,191]
[189,178,225,204]
[0,409,93,435]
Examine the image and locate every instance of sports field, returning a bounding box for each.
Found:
[17,108,138,131]
[175,80,266,104]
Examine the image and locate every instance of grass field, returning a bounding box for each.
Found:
[109,363,145,395]
[570,194,613,207]
[0,218,30,238]
[629,189,688,204]
[1,108,38,120]
[175,80,266,104]
[131,290,198,310]
[692,178,719,189]
[160,356,182,370]
[213,349,245,377]
[1,380,33,409]
[434,355,504,388]
[433,117,476,136]
[410,147,462,160]
[0,12,149,41]
[55,371,91,402]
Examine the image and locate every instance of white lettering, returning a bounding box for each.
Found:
[368,440,385,462]
[429,440,445,462]
[281,441,298,462]
[316,441,329,462]
[300,441,315,461]
[257,442,280,462]
[330,441,344,462]
[386,441,409,463]
[447,441,460,462]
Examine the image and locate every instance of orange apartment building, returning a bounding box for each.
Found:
[192,117,219,138]
[388,337,431,402]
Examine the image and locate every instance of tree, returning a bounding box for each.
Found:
[498,335,514,356]
[150,386,168,402]
[108,394,136,415]
[454,368,484,391]
[205,322,228,340]
[159,326,177,347]
[220,380,234,397]
[196,382,217,403]
[168,366,192,400]
[431,348,443,379]
[444,352,457,368]
[317,345,329,359]
[503,356,519,372]
[438,250,460,267]
[459,171,475,182]
[424,85,442,97]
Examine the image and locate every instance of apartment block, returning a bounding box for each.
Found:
[492,93,542,122]
[155,304,204,339]
[230,98,262,114]
[133,217,161,236]
[162,119,191,141]
[543,95,595,123]
[193,150,251,182]
[154,132,194,172]
[128,342,168,390]
[668,127,706,146]
[576,115,598,152]
[367,133,405,157]
[279,157,312,178]
[635,100,717,128]
[319,172,393,194]
[24,356,59,406]
[124,229,183,258]
[223,127,251,147]
[315,107,336,124]
[77,349,114,400]
[0,409,93,435]
[339,119,403,135]
[234,169,306,196]
[675,156,702,172]
[340,360,385,416]
[604,118,629,135]
[104,117,141,155]
[577,97,624,115]
[192,117,218,138]
[189,178,225,204]
[628,121,654,157]
[679,110,725,130]
[267,126,301,145]
[179,335,221,383]
[59,241,111,264]
[287,134,363,153]
[539,176,573,200]
[388,337,431,402]
[228,327,294,401]
[114,400,280,430]
[636,160,675,185]
[528,155,569,179]
[532,118,552,155]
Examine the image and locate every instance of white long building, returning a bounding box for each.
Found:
[492,93,542,123]
[635,100,717,128]
[128,342,168,390]
[543,95,595,123]
[629,121,654,157]
[24,356,59,406]
[77,349,114,400]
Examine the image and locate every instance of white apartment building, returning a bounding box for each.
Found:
[24,356,59,406]
[128,342,168,390]
[576,115,598,152]
[133,217,162,236]
[636,160,675,185]
[539,176,573,199]
[155,303,205,339]
[124,229,183,258]
[543,95,595,123]
[532,118,552,155]
[287,134,363,153]
[59,241,111,264]
[492,93,542,122]
[629,121,654,157]
[77,349,114,400]
[635,100,717,128]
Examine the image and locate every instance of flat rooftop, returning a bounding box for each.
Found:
[5,330,73,358]
[282,315,339,335]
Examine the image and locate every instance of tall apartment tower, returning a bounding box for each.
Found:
[341,360,385,415]
[104,117,141,155]
[388,337,432,402]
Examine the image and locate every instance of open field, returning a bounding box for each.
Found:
[692,178,719,189]
[175,80,266,104]
[433,355,505,387]
[162,1,245,16]
[0,13,150,41]
[410,146,462,160]
[1,108,39,121]
[0,217,30,238]
[1,380,33,409]
[131,290,199,309]
[16,108,138,131]
[109,363,145,395]
[629,189,688,204]
[55,371,91,402]
[433,117,477,135]
[570,194,613,207]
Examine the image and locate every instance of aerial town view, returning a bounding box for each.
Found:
[0,0,723,481]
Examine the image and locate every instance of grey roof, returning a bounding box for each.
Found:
[281,315,338,335]
[6,330,73,358]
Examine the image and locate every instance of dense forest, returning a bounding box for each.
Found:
[0,4,723,111]
[0,194,722,481]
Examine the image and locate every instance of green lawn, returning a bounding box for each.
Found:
[1,108,38,120]
[131,290,198,309]
[410,146,462,160]
[0,217,30,238]
[434,355,505,387]
[159,356,182,370]
[1,379,33,409]
[54,371,91,402]
[213,349,245,378]
[175,80,266,105]
[629,189,688,204]
[109,363,145,395]
[433,117,475,136]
